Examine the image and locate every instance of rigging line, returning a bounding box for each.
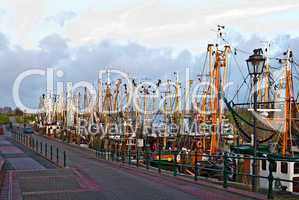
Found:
[223,96,276,143]
[269,66,281,70]
[223,96,276,132]
[293,62,299,76]
[268,57,283,61]
[231,54,250,89]
[220,37,251,55]
[230,74,250,102]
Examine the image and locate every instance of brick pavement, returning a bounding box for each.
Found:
[0,133,103,200]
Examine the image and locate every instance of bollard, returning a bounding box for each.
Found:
[267,156,274,199]
[223,153,228,188]
[194,150,198,181]
[63,151,66,167]
[173,151,177,176]
[36,140,38,152]
[50,145,53,160]
[56,147,59,164]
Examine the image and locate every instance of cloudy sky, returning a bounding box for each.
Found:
[0,0,299,108]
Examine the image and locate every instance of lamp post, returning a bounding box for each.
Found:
[246,48,265,192]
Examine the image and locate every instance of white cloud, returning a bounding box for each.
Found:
[207,4,299,22]
[45,11,77,27]
[0,0,298,52]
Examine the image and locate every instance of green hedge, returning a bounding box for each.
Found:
[0,114,9,124]
[15,115,36,124]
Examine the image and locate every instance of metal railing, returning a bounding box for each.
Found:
[11,131,67,168]
[94,147,299,199]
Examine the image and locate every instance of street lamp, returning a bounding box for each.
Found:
[246,48,265,192]
[247,49,265,76]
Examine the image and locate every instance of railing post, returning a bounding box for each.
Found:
[173,151,177,176]
[223,153,228,188]
[194,150,198,181]
[111,146,114,161]
[136,148,139,168]
[267,155,274,199]
[32,138,35,150]
[63,151,66,167]
[40,142,43,154]
[96,146,98,158]
[45,143,48,157]
[56,147,59,164]
[122,149,125,164]
[158,148,161,173]
[109,148,111,160]
[50,145,53,160]
[114,146,117,161]
[116,145,119,162]
[146,148,150,170]
[128,149,131,165]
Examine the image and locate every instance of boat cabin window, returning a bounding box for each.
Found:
[281,162,288,174]
[294,162,299,174]
[261,159,266,170]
